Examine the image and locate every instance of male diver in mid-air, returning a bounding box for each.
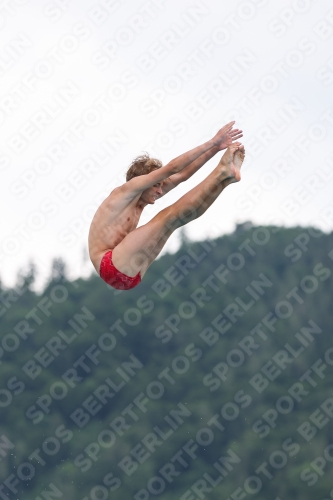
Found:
[88,121,244,290]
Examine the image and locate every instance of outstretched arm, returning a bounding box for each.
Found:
[161,145,220,194]
[122,121,242,196]
[161,124,243,194]
[168,121,242,173]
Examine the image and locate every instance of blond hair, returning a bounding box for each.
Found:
[126,153,162,181]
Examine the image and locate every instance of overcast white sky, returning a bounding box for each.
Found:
[1,0,333,289]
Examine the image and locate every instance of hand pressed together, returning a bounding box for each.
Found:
[212,121,243,151]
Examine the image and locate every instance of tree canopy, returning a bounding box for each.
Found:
[1,224,333,500]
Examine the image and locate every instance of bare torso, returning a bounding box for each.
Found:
[88,123,244,280]
[88,188,143,273]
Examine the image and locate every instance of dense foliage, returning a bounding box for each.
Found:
[1,224,333,500]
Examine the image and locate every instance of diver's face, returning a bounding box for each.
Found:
[140,183,163,204]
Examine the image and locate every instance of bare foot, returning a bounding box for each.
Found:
[218,143,245,184]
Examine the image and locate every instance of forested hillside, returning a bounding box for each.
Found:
[1,224,333,500]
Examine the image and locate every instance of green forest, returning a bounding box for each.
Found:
[1,224,333,500]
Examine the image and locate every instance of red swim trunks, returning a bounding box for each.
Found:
[99,250,141,290]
